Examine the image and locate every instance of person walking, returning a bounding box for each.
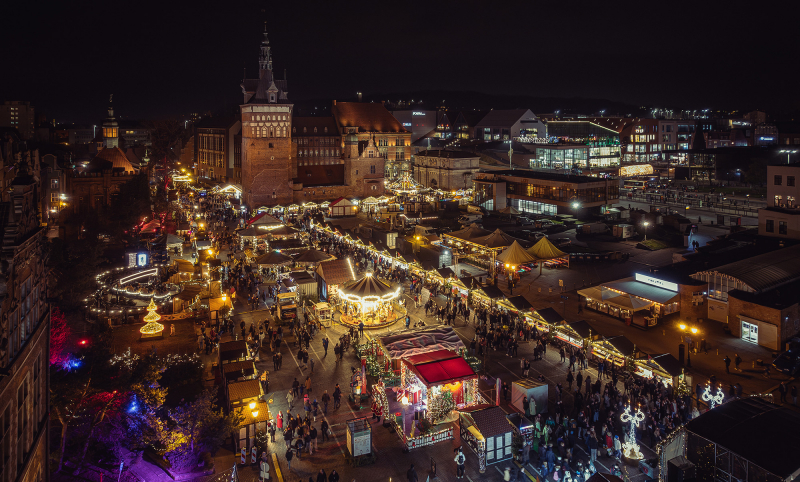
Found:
[734,353,742,371]
[407,464,419,482]
[779,382,788,403]
[285,448,294,471]
[723,355,731,374]
[321,419,330,442]
[359,321,364,338]
[286,392,295,411]
[566,371,574,390]
[455,448,466,479]
[323,337,329,356]
[328,470,340,482]
[316,470,327,482]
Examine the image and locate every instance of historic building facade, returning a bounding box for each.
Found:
[413,150,480,191]
[0,161,50,482]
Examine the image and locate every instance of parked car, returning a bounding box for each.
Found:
[773,349,800,376]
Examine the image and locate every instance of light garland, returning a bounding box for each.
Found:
[701,384,724,409]
[140,298,165,335]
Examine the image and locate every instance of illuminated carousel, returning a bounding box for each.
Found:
[338,272,405,329]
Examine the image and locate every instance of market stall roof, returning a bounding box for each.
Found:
[176,284,202,300]
[577,286,619,301]
[152,233,184,247]
[598,335,639,357]
[329,197,355,207]
[290,271,316,284]
[638,353,683,377]
[227,379,262,402]
[268,225,301,236]
[473,228,518,249]
[506,295,533,312]
[255,251,293,267]
[222,360,256,380]
[694,243,800,293]
[174,259,195,273]
[404,349,477,386]
[339,274,398,299]
[603,280,680,305]
[506,412,533,431]
[448,224,491,241]
[247,212,283,227]
[534,307,564,324]
[237,227,265,237]
[269,239,306,251]
[380,326,466,359]
[436,267,457,279]
[683,397,800,479]
[605,293,653,311]
[560,320,599,340]
[294,249,334,263]
[477,284,505,300]
[460,405,513,438]
[496,241,536,265]
[316,258,357,286]
[527,236,566,260]
[219,340,248,362]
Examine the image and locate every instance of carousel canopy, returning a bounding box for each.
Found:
[496,241,536,265]
[498,206,520,215]
[338,274,399,302]
[473,229,517,249]
[295,249,334,263]
[255,251,292,267]
[380,326,466,359]
[448,224,491,241]
[527,236,566,260]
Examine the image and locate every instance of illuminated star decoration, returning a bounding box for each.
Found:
[620,404,646,459]
[701,384,725,409]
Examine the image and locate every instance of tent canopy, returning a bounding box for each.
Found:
[379,326,466,359]
[577,286,619,301]
[496,241,536,265]
[294,249,334,263]
[473,228,517,249]
[498,206,520,215]
[527,236,566,260]
[606,293,653,311]
[339,275,397,300]
[255,251,292,267]
[448,224,491,242]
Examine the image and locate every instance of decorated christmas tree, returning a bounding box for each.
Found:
[140,298,165,335]
[426,390,455,423]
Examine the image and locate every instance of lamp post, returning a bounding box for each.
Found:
[643,221,650,240]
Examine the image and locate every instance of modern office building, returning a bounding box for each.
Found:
[473,169,619,216]
[194,116,241,183]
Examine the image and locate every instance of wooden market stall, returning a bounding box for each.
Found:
[553,319,601,349]
[634,353,683,386]
[459,405,515,472]
[591,335,644,369]
[511,378,548,416]
[316,258,358,301]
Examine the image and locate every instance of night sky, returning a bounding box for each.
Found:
[3,0,798,123]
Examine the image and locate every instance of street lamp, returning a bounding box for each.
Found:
[401,395,409,436]
[643,221,650,240]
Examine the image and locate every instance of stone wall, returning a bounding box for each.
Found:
[242,137,295,207]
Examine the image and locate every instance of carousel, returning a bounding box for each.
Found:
[338,272,405,329]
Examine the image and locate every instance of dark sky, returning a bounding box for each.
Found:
[3,0,798,124]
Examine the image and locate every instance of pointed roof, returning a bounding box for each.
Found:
[86,147,137,174]
[448,224,491,241]
[294,249,334,263]
[254,251,292,267]
[316,258,357,285]
[498,206,520,215]
[267,225,300,236]
[247,212,282,227]
[527,236,566,260]
[473,228,516,249]
[339,274,398,300]
[496,241,536,265]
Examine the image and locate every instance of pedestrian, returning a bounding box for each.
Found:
[329,470,340,482]
[269,420,276,442]
[170,324,175,336]
[277,411,284,432]
[323,337,329,356]
[285,448,294,471]
[734,353,742,371]
[321,419,330,442]
[287,392,295,411]
[322,390,330,414]
[407,464,419,482]
[566,371,574,390]
[723,355,731,374]
[779,382,788,403]
[455,448,466,479]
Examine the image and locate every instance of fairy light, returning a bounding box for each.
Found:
[139,298,165,335]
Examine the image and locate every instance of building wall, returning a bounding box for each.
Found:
[0,101,36,140]
[765,165,800,208]
[727,295,800,350]
[241,104,294,208]
[679,282,709,323]
[414,154,479,190]
[68,171,135,213]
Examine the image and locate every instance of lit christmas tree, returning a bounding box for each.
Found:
[140,298,165,336]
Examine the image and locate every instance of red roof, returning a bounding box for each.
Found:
[404,349,476,387]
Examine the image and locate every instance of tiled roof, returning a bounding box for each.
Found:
[222,360,256,375]
[316,258,357,286]
[332,102,408,133]
[293,117,339,137]
[227,379,262,403]
[466,406,512,437]
[87,147,136,174]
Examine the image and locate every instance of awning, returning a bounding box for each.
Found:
[534,307,563,325]
[404,349,477,387]
[606,294,653,311]
[577,286,619,301]
[602,280,679,305]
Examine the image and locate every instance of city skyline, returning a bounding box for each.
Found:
[3,0,799,122]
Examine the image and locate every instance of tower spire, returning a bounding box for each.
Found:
[259,21,272,73]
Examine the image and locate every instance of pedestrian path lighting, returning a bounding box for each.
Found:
[620,404,645,460]
[702,383,724,409]
[643,221,650,240]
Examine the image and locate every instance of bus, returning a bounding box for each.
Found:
[623,179,647,191]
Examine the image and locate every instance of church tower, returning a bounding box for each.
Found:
[102,94,119,148]
[240,24,295,208]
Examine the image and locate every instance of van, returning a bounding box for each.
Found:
[467,205,483,214]
[414,225,437,237]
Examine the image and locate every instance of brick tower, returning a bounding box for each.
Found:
[240,23,295,208]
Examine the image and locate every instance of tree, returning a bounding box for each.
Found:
[50,308,71,366]
[170,389,242,455]
[50,367,91,473]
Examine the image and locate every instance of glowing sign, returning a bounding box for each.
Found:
[619,164,654,177]
[412,112,425,116]
[514,136,557,144]
[635,273,678,292]
[403,123,412,127]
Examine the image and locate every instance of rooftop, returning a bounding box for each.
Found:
[475,109,534,128]
[292,117,340,137]
[476,169,612,184]
[332,101,407,133]
[414,149,480,159]
[695,243,800,292]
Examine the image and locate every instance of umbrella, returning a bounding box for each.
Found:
[496,241,536,265]
[254,251,292,267]
[294,249,334,264]
[498,206,520,215]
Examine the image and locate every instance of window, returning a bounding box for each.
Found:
[269,143,273,149]
[50,179,58,189]
[780,221,788,235]
[1,405,10,476]
[775,175,783,186]
[766,219,774,232]
[355,170,358,175]
[370,165,375,174]
[789,176,796,187]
